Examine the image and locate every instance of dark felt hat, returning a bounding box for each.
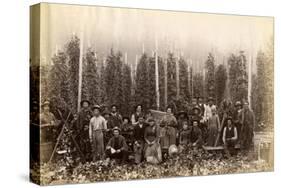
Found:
[225,116,233,122]
[208,97,214,102]
[80,99,90,107]
[177,111,188,117]
[192,105,202,114]
[112,126,121,132]
[122,116,130,122]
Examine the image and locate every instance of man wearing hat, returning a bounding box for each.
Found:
[190,119,203,148]
[177,111,188,130]
[77,99,93,161]
[222,116,238,157]
[108,105,123,129]
[203,97,216,122]
[240,101,255,152]
[197,97,205,116]
[133,116,146,164]
[102,108,111,146]
[89,105,107,161]
[187,98,198,117]
[40,100,57,126]
[233,101,243,138]
[39,100,58,144]
[105,127,128,163]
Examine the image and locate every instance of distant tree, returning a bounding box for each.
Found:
[178,58,189,101]
[158,57,165,111]
[205,53,216,99]
[98,59,107,105]
[193,73,204,100]
[228,51,248,103]
[167,53,177,106]
[145,55,165,111]
[104,49,123,109]
[264,38,274,127]
[135,53,150,112]
[215,64,227,105]
[254,44,273,127]
[66,36,80,111]
[81,47,100,105]
[121,63,132,116]
[147,56,157,110]
[49,51,69,105]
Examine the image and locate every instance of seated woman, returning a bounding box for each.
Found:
[222,117,238,157]
[105,127,128,164]
[144,119,162,164]
[190,119,203,148]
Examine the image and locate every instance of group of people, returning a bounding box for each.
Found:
[38,96,255,164]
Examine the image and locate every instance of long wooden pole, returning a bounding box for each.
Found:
[176,53,180,100]
[248,54,252,108]
[77,31,84,112]
[155,37,160,110]
[164,57,168,108]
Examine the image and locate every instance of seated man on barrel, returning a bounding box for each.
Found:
[105,127,128,164]
[222,116,238,157]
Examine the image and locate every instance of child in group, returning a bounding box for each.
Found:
[178,121,192,153]
[179,121,192,146]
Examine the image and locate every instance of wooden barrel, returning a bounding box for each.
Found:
[40,142,54,163]
[32,123,56,163]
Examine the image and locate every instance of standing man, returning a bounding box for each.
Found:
[133,116,146,163]
[77,99,93,161]
[109,105,123,128]
[240,101,255,152]
[233,101,243,139]
[197,97,205,115]
[89,105,107,161]
[204,97,216,122]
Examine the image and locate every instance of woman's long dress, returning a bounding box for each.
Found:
[144,125,162,164]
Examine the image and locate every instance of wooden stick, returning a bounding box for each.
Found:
[48,111,71,163]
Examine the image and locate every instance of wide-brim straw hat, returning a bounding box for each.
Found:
[92,104,101,111]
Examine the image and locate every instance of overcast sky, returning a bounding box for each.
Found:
[41,3,273,71]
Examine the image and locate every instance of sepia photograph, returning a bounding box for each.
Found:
[29,3,274,186]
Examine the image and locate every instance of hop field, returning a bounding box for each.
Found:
[31,149,272,186]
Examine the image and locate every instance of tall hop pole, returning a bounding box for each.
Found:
[176,52,180,100]
[77,30,84,112]
[155,36,160,110]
